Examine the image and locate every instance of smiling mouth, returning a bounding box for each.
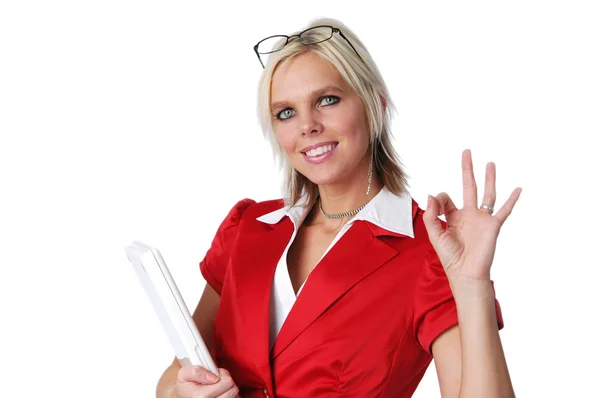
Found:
[302,143,339,158]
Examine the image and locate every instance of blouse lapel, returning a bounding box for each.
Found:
[229,216,293,392]
[270,220,410,361]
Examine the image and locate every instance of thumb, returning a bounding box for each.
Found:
[423,195,443,245]
[179,365,220,385]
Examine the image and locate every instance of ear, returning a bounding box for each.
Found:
[380,96,387,112]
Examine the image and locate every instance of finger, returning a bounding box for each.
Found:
[178,365,220,385]
[423,195,444,245]
[480,162,497,211]
[434,192,458,217]
[181,368,237,397]
[462,149,478,208]
[205,369,237,396]
[494,187,522,225]
[217,384,241,398]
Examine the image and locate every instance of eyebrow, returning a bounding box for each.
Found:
[271,85,345,112]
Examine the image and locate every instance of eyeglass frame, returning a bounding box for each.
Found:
[253,25,363,69]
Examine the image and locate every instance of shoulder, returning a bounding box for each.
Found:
[224,197,287,227]
[241,197,285,218]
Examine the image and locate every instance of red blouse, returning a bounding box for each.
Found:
[200,198,503,397]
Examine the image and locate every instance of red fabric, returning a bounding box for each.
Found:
[200,198,255,296]
[200,198,504,398]
[413,249,504,354]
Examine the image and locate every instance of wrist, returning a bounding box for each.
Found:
[449,278,499,328]
[448,277,495,301]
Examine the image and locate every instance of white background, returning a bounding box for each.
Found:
[1,1,598,396]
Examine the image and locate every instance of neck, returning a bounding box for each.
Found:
[315,167,383,225]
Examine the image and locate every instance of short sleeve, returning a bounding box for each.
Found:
[199,198,255,296]
[413,248,504,355]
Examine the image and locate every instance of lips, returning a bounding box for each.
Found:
[301,142,338,164]
[300,141,338,155]
[300,141,338,153]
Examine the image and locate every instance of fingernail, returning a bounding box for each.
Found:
[205,372,220,383]
[427,195,432,209]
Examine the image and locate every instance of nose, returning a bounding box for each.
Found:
[300,110,324,137]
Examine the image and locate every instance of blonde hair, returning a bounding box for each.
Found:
[257,17,409,207]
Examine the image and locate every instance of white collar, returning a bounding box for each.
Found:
[256,187,414,238]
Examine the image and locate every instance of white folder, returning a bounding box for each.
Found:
[125,241,218,374]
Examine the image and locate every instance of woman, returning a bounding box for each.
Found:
[157,17,521,398]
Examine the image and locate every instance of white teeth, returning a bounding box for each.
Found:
[306,144,335,157]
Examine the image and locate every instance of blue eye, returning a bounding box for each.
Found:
[277,108,295,120]
[319,96,340,106]
[275,96,339,121]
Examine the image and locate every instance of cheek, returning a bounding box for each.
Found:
[325,102,368,139]
[330,115,364,144]
[274,125,297,154]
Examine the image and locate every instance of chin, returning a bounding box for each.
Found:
[301,169,343,186]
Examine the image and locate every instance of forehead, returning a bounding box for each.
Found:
[270,52,347,102]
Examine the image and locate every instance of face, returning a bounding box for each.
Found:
[270,51,371,188]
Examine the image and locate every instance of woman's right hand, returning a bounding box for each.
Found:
[173,366,240,398]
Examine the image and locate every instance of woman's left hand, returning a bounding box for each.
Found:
[423,149,522,283]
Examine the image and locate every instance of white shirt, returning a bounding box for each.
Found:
[255,187,415,349]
